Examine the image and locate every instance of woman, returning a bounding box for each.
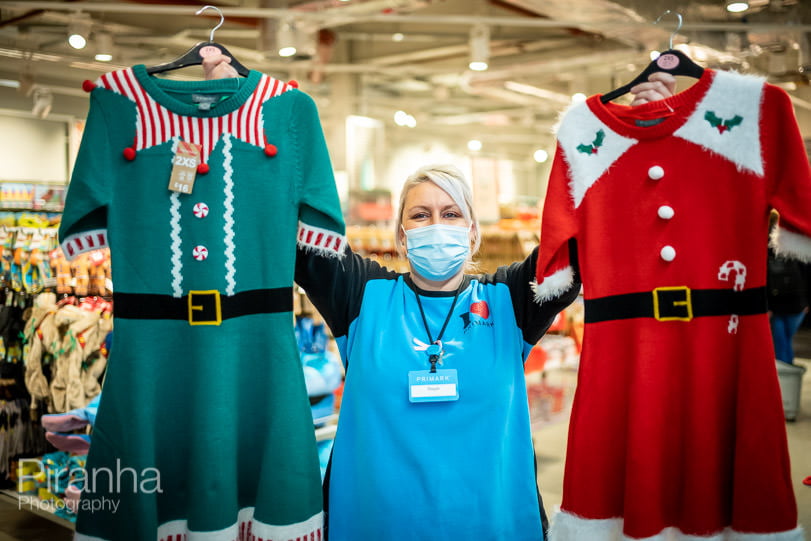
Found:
[295,164,579,540]
[200,54,675,539]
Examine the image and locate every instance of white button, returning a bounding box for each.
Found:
[193,202,209,218]
[660,245,676,261]
[192,245,209,261]
[658,205,675,219]
[648,165,665,180]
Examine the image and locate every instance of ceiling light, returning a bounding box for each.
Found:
[94,32,114,62]
[68,32,87,50]
[468,24,489,72]
[726,1,749,13]
[467,139,482,152]
[32,87,53,119]
[394,110,416,128]
[277,20,297,57]
[692,47,708,61]
[275,20,316,59]
[533,149,549,163]
[67,16,91,50]
[392,33,405,42]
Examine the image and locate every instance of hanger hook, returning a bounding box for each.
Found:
[654,9,683,50]
[196,5,224,42]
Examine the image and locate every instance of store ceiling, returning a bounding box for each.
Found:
[0,0,810,159]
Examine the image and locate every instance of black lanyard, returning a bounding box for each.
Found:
[414,282,463,373]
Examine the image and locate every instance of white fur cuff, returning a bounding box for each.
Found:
[532,266,574,303]
[549,509,804,541]
[770,226,811,263]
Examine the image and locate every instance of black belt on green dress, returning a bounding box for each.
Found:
[584,286,767,324]
[113,288,293,325]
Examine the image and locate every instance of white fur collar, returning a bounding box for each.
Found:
[674,70,766,177]
[556,102,637,209]
[556,70,767,208]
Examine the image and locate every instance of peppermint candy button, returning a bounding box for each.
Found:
[192,245,209,261]
[193,202,209,218]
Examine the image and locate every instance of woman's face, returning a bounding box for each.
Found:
[401,181,468,233]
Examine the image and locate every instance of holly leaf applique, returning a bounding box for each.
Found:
[705,111,743,134]
[593,129,605,147]
[577,129,606,155]
[725,115,743,129]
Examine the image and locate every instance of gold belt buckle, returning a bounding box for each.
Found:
[188,290,222,325]
[652,286,693,322]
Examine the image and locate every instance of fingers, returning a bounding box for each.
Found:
[201,53,238,80]
[647,72,677,95]
[629,89,666,106]
[629,72,677,106]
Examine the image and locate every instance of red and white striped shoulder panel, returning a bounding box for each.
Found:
[94,69,295,163]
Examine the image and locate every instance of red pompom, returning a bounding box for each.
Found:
[123,147,136,161]
[82,80,97,93]
[287,79,299,89]
[197,163,210,175]
[264,144,278,157]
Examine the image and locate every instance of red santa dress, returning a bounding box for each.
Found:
[535,68,810,540]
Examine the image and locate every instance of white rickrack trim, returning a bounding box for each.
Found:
[297,222,347,258]
[169,138,184,298]
[223,133,237,296]
[60,229,108,261]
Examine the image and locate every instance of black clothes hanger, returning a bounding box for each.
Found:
[146,5,250,77]
[601,11,704,103]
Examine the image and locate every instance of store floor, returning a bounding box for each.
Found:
[0,494,72,541]
[2,330,811,540]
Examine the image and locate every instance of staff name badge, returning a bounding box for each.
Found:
[408,369,459,403]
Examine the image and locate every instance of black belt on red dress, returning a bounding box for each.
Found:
[584,286,767,324]
[113,287,293,325]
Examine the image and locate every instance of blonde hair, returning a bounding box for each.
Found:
[394,164,481,260]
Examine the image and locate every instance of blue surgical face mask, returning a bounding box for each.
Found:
[404,224,471,281]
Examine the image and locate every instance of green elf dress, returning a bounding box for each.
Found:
[60,65,345,541]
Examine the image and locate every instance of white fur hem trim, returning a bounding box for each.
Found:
[532,266,574,303]
[60,229,108,260]
[549,509,804,541]
[75,509,323,541]
[297,222,346,258]
[770,225,811,263]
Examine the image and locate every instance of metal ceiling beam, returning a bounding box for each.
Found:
[2,2,810,33]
